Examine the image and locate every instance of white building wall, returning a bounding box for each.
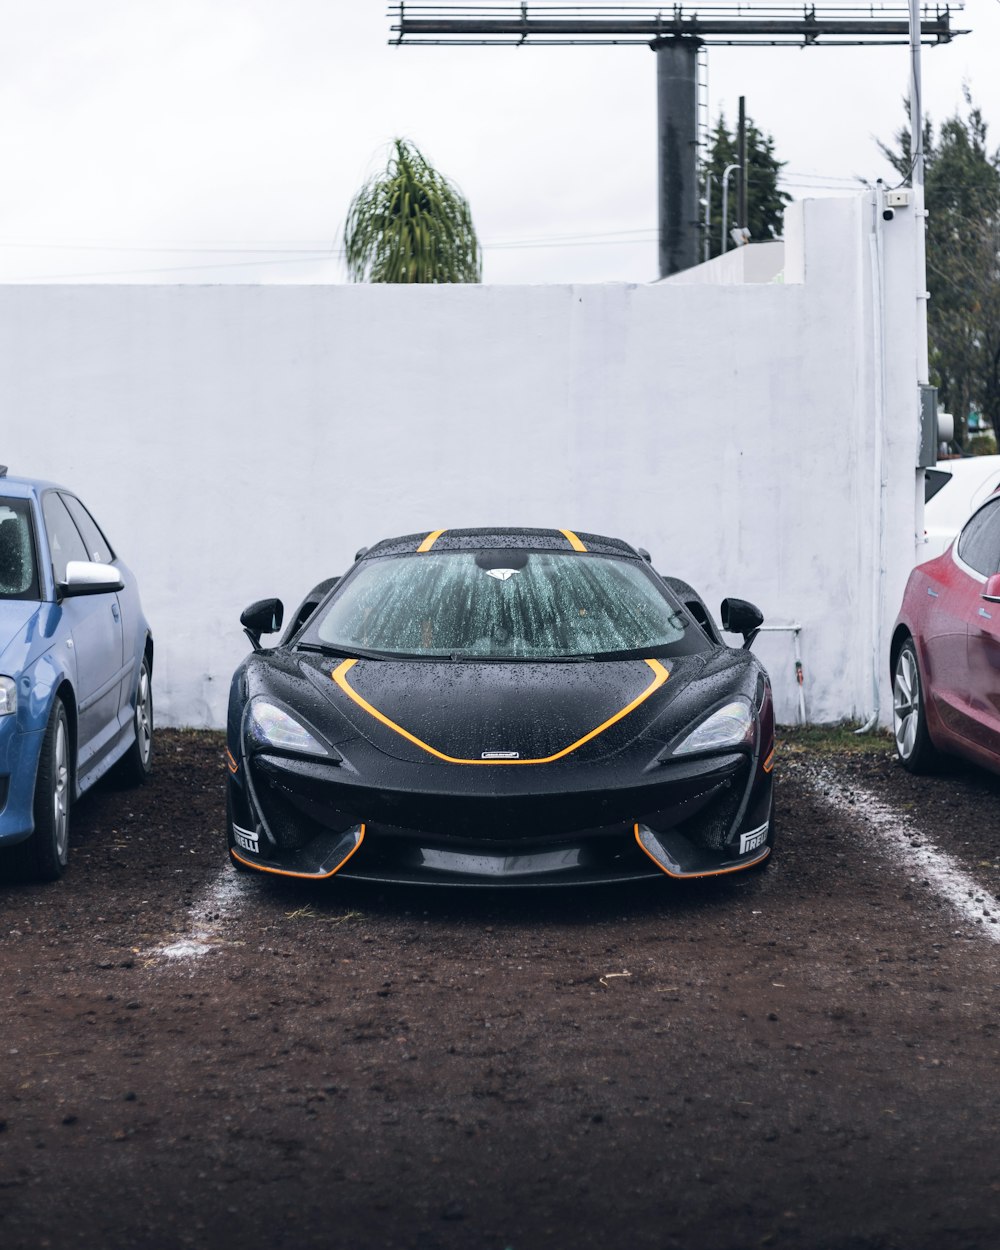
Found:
[0,195,922,728]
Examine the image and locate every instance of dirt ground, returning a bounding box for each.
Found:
[1,728,999,1250]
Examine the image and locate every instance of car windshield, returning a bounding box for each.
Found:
[0,498,38,600]
[304,550,711,660]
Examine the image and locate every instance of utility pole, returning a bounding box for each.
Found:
[389,4,966,278]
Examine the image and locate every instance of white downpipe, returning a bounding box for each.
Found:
[856,186,890,735]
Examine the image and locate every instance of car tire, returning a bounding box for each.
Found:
[29,698,72,881]
[893,638,937,773]
[117,654,153,786]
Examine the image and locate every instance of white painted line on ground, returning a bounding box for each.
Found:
[152,867,245,961]
[810,766,1000,943]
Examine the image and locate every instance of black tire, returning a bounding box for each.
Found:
[892,638,937,773]
[22,699,72,881]
[116,654,153,786]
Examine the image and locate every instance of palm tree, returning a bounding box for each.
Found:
[344,139,482,283]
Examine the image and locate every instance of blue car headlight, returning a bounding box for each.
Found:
[672,700,754,756]
[244,699,335,759]
[0,676,16,717]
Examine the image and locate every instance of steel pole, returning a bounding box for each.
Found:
[909,0,924,187]
[721,162,739,253]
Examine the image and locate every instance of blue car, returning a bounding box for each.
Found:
[0,468,153,880]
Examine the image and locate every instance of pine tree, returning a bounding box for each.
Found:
[705,114,790,260]
[880,92,1000,448]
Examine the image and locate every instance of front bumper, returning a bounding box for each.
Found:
[227,740,774,886]
[0,720,43,845]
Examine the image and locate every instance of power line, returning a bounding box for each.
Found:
[0,240,342,256]
[11,252,341,282]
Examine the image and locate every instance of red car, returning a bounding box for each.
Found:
[891,487,1000,773]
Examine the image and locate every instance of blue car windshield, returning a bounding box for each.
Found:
[0,498,39,601]
[307,550,710,660]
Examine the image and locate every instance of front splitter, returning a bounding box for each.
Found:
[230,823,365,879]
[633,822,770,878]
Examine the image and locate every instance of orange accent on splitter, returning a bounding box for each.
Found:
[229,825,366,879]
[762,748,775,773]
[331,657,668,765]
[226,748,239,774]
[633,824,771,878]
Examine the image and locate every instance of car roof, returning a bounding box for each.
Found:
[926,456,1000,530]
[363,527,641,559]
[0,472,66,500]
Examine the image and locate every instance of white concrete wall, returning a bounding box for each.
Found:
[662,239,785,286]
[0,194,921,728]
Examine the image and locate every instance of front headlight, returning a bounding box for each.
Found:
[245,699,331,757]
[0,676,16,717]
[672,700,753,756]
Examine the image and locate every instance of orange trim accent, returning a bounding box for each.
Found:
[762,748,775,773]
[559,529,587,552]
[417,529,446,552]
[226,748,239,774]
[331,657,669,765]
[633,824,770,878]
[230,825,366,879]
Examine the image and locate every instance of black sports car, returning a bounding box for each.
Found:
[226,528,775,886]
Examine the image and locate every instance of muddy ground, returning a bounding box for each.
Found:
[1,729,999,1250]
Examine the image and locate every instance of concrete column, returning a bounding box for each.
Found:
[653,38,701,278]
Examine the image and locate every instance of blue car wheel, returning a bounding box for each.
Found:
[116,655,153,785]
[16,698,72,881]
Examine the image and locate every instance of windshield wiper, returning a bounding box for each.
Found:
[588,644,681,662]
[447,653,596,663]
[295,642,393,662]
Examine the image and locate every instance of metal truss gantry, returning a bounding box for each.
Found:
[388,4,967,277]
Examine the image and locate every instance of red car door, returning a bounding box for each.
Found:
[918,554,982,741]
[964,497,1000,764]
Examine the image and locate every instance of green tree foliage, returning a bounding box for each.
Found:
[880,93,1000,448]
[344,139,481,283]
[705,114,791,260]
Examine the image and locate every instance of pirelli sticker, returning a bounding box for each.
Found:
[233,824,260,855]
[739,824,769,856]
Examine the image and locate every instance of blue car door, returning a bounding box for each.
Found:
[42,492,125,775]
[59,492,138,725]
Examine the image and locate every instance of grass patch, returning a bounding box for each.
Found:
[778,724,894,756]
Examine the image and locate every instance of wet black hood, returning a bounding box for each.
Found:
[240,645,761,770]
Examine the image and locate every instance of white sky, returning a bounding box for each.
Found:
[0,0,996,284]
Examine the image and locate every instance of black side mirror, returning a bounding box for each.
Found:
[720,597,764,649]
[241,598,284,651]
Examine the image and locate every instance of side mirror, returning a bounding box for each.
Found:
[241,598,284,651]
[60,560,125,597]
[721,597,764,649]
[983,574,1000,604]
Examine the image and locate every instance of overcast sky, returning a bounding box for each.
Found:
[0,0,996,285]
